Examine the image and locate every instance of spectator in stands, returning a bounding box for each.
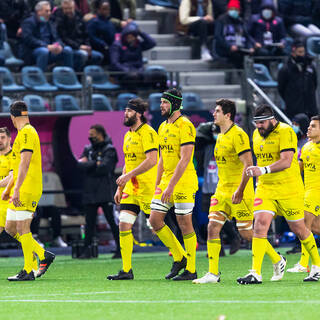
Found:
[278,40,318,119]
[78,124,120,259]
[87,0,117,64]
[110,22,156,89]
[278,0,320,39]
[20,1,73,71]
[74,0,90,15]
[53,0,103,71]
[212,0,251,21]
[118,0,136,20]
[28,0,56,10]
[248,0,286,57]
[214,0,254,68]
[177,0,214,60]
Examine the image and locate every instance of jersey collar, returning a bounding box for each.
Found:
[133,123,145,132]
[224,123,235,135]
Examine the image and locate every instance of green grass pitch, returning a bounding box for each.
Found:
[0,249,319,320]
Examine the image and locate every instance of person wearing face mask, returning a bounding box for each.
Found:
[109,21,156,89]
[20,1,74,71]
[278,40,319,120]
[248,0,286,57]
[214,0,254,68]
[78,124,120,259]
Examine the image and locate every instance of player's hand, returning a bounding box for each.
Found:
[246,166,262,177]
[161,185,173,203]
[232,188,243,204]
[12,188,22,207]
[116,173,132,188]
[114,188,122,205]
[1,189,9,201]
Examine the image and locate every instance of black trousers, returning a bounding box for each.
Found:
[84,202,120,251]
[188,19,215,46]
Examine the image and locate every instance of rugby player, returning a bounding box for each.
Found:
[287,115,320,280]
[107,98,158,280]
[149,88,198,281]
[193,99,254,284]
[237,105,320,284]
[3,101,55,281]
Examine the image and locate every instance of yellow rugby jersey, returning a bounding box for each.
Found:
[300,141,320,193]
[0,150,12,207]
[158,115,198,189]
[11,124,42,195]
[123,123,159,196]
[253,122,304,199]
[214,124,254,198]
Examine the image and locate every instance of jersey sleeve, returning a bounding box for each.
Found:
[279,126,296,153]
[19,127,36,153]
[142,128,159,154]
[180,121,196,146]
[299,144,306,162]
[234,129,251,156]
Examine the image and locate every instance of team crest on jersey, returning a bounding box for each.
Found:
[32,201,37,208]
[306,155,310,161]
[121,193,129,199]
[126,145,129,151]
[254,198,263,206]
[260,145,263,151]
[211,198,218,206]
[155,187,162,195]
[316,206,320,212]
[164,137,167,143]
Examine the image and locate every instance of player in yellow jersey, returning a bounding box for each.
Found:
[287,115,320,280]
[2,101,55,281]
[238,105,320,284]
[149,88,198,281]
[193,99,255,284]
[107,98,158,280]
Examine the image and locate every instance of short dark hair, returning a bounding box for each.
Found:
[215,98,236,122]
[254,104,274,118]
[311,115,320,123]
[0,127,10,137]
[128,98,149,123]
[292,39,305,50]
[10,101,28,117]
[90,124,107,139]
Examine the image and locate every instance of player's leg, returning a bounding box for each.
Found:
[107,204,139,280]
[288,211,315,273]
[150,198,187,279]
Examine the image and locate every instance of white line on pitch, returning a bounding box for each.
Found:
[0,300,320,304]
[4,291,124,298]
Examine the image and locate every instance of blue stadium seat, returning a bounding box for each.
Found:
[22,66,57,92]
[91,94,113,111]
[55,94,80,111]
[182,92,203,110]
[306,36,320,57]
[0,67,26,92]
[253,63,278,88]
[148,93,162,111]
[23,94,47,112]
[0,41,24,67]
[144,65,168,90]
[116,93,138,110]
[52,67,82,91]
[1,96,12,112]
[84,65,120,90]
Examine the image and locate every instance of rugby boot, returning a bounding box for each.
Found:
[172,270,197,281]
[8,269,35,281]
[36,251,55,278]
[165,256,187,279]
[107,269,134,280]
[237,270,262,285]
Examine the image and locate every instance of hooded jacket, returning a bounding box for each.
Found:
[78,136,118,205]
[109,22,156,73]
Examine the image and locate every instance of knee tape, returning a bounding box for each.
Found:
[119,211,137,224]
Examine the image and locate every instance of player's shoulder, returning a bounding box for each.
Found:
[232,124,248,136]
[302,141,313,151]
[277,122,293,133]
[140,123,157,135]
[178,115,194,126]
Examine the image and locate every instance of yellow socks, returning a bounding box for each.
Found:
[14,233,38,271]
[14,233,20,242]
[120,230,133,272]
[31,236,45,260]
[265,240,281,264]
[299,242,309,268]
[301,233,320,267]
[207,238,221,275]
[183,232,197,273]
[20,233,34,273]
[252,237,267,275]
[156,225,186,262]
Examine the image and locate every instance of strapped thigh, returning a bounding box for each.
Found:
[208,211,227,225]
[236,220,253,231]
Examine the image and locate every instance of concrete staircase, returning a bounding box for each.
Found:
[134,6,242,109]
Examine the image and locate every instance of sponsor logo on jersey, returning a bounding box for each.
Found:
[211,198,219,206]
[174,193,187,200]
[304,162,316,171]
[155,187,162,195]
[237,210,250,218]
[254,198,263,206]
[125,153,137,159]
[285,209,300,216]
[160,144,174,151]
[121,193,129,199]
[256,153,273,160]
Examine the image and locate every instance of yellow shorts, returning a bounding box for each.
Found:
[253,197,304,221]
[0,206,7,228]
[8,193,41,212]
[304,191,320,217]
[120,192,153,215]
[209,195,253,221]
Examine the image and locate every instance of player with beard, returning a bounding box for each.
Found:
[107,98,158,280]
[149,88,198,281]
[237,105,320,284]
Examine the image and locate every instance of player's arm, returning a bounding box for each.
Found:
[116,149,157,188]
[232,150,253,204]
[161,144,193,203]
[156,153,164,187]
[1,171,13,201]
[0,171,12,188]
[114,165,126,205]
[299,159,304,174]
[12,151,32,206]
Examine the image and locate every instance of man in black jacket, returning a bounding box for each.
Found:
[53,0,103,71]
[78,124,120,259]
[278,40,319,119]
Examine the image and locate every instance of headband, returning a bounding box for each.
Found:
[253,115,274,121]
[127,101,144,114]
[10,109,28,117]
